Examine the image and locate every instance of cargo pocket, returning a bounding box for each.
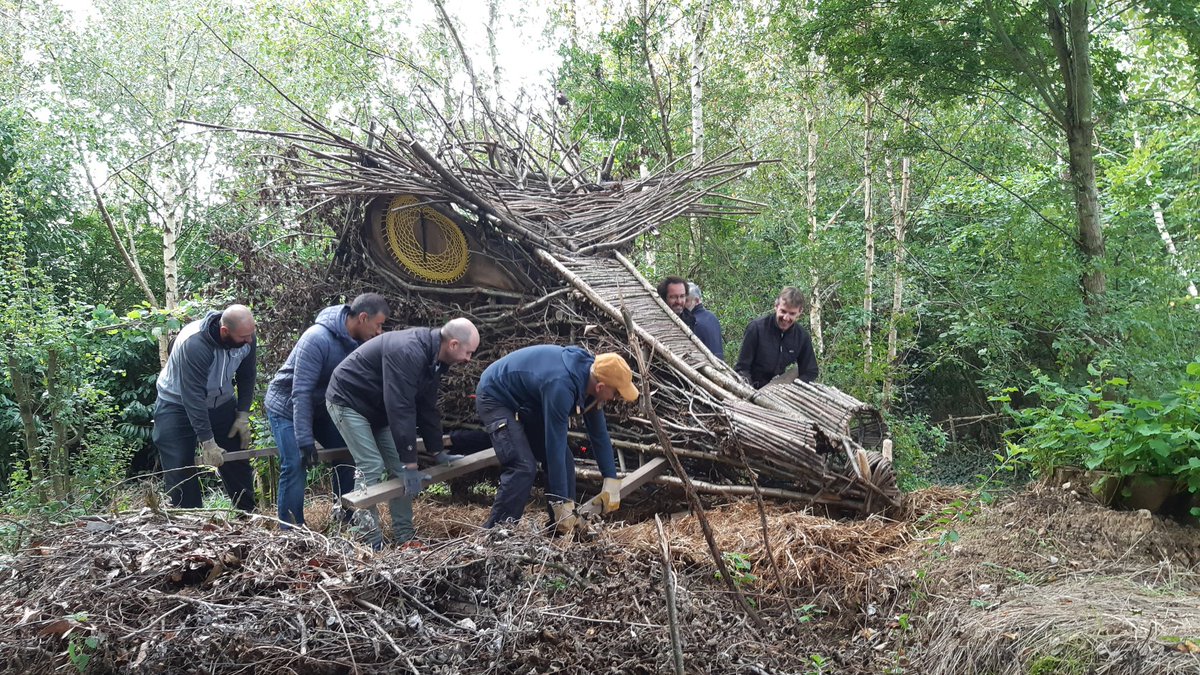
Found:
[485,418,517,466]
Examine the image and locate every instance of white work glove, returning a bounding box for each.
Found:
[199,439,224,467]
[551,501,579,537]
[434,450,465,464]
[590,477,622,513]
[227,412,251,450]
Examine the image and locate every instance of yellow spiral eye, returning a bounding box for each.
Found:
[383,195,470,284]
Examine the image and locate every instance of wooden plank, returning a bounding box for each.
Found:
[577,457,670,517]
[340,448,499,509]
[221,435,449,463]
[221,446,352,462]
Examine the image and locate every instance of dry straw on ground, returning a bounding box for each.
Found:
[2,486,1197,674]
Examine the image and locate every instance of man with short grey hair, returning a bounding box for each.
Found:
[326,317,480,549]
[153,304,258,511]
[685,283,724,359]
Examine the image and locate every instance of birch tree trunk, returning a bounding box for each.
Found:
[560,0,579,48]
[861,93,875,374]
[883,148,911,407]
[487,0,502,94]
[688,0,713,259]
[158,78,181,366]
[1132,131,1198,302]
[805,105,824,356]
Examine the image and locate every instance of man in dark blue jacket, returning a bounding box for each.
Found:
[265,293,390,528]
[735,286,819,388]
[475,346,639,535]
[153,304,257,511]
[326,318,479,548]
[686,282,724,360]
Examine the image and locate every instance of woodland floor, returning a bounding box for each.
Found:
[1,481,1198,674]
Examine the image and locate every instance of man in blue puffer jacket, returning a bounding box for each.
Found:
[265,293,390,527]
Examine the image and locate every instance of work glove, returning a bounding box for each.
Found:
[199,439,224,468]
[227,412,252,450]
[433,450,465,464]
[300,444,319,470]
[551,501,579,537]
[590,477,623,513]
[403,468,431,496]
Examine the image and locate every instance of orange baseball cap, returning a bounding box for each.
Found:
[592,353,639,402]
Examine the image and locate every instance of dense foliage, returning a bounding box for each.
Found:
[1,0,1198,509]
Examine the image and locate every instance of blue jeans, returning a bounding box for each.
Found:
[268,411,356,528]
[327,401,414,546]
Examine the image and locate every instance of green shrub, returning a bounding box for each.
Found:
[996,360,1200,485]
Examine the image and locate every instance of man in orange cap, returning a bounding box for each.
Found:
[475,345,639,535]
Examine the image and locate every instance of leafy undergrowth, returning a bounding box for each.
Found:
[0,485,1197,674]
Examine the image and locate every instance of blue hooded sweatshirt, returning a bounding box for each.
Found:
[476,345,619,498]
[265,304,362,449]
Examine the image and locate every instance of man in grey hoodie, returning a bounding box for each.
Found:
[265,293,390,527]
[152,304,257,511]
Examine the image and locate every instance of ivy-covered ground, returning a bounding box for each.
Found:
[1,485,1197,674]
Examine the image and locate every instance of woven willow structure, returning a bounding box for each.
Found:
[257,107,899,515]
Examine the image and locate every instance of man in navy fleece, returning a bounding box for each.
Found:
[265,293,390,528]
[326,318,480,548]
[475,346,639,535]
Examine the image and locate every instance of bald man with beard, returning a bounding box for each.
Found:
[326,318,480,549]
[152,304,258,511]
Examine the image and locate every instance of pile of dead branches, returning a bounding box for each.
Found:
[0,507,909,674]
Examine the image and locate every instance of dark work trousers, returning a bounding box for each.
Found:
[153,398,256,512]
[477,395,576,528]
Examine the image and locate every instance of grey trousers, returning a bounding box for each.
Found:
[326,402,415,546]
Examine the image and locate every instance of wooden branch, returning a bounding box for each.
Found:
[577,457,669,518]
[619,305,764,629]
[656,514,685,675]
[340,449,499,510]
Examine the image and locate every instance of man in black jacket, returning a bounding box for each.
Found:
[735,287,819,388]
[326,317,479,549]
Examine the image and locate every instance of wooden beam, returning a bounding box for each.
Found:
[221,435,450,463]
[340,449,499,509]
[577,457,670,517]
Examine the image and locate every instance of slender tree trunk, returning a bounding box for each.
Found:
[1132,131,1198,302]
[688,0,713,258]
[82,158,159,308]
[639,0,675,166]
[883,147,911,408]
[7,353,47,504]
[564,0,579,48]
[1049,0,1105,303]
[487,0,502,94]
[862,94,875,374]
[45,347,70,500]
[804,106,824,356]
[158,77,182,366]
